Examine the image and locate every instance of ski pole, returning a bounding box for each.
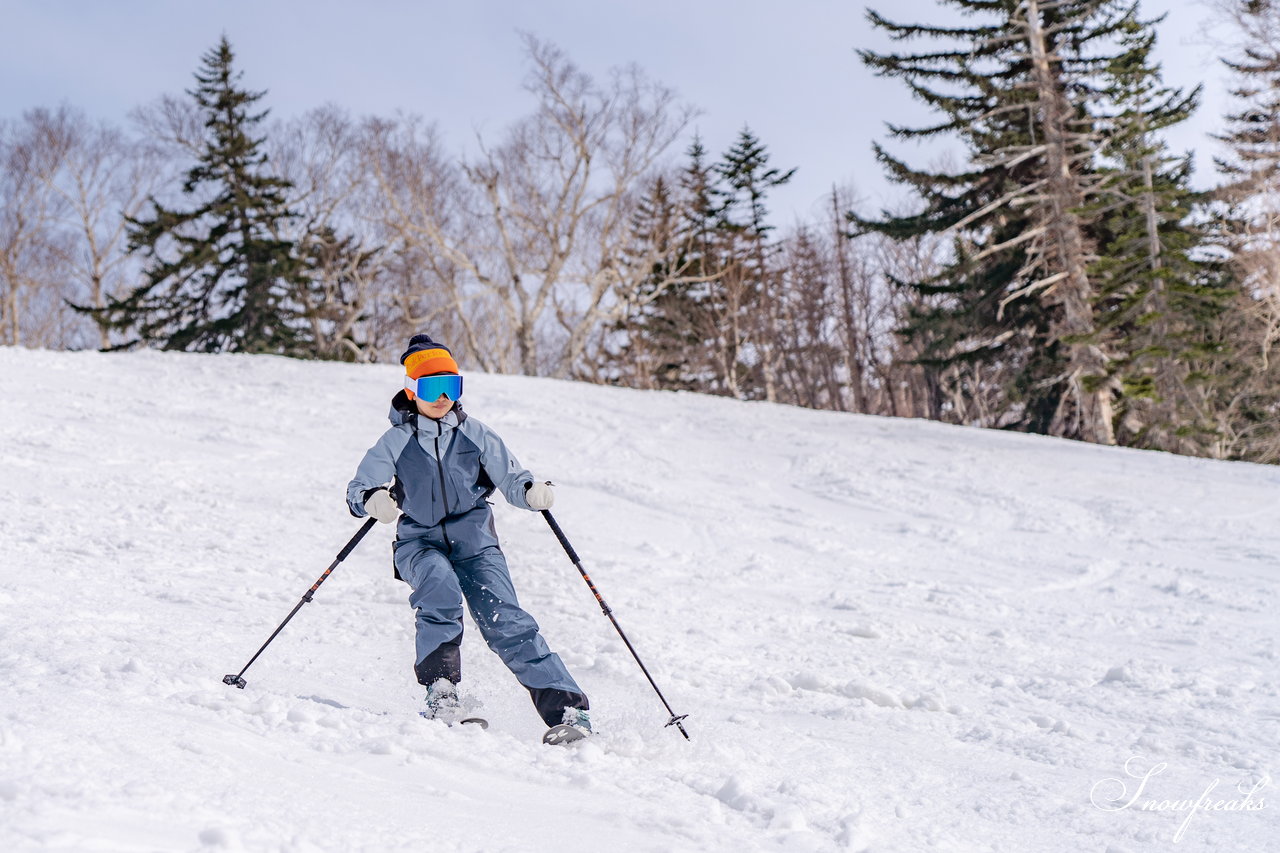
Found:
[540,509,690,740]
[223,516,378,689]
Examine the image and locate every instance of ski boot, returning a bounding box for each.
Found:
[420,678,488,729]
[543,707,593,745]
[420,678,461,722]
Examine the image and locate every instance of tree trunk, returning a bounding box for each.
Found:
[831,190,866,413]
[1025,0,1115,445]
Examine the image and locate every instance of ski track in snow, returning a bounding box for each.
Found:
[0,347,1277,852]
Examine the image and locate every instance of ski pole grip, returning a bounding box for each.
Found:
[541,510,581,564]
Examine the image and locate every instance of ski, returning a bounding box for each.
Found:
[417,706,486,727]
[542,723,588,746]
[419,710,488,729]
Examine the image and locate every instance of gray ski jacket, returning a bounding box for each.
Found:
[346,392,538,530]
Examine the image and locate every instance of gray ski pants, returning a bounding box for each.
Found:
[392,505,587,725]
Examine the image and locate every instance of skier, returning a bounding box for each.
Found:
[346,334,591,739]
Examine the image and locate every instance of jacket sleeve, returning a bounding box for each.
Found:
[346,427,412,517]
[464,418,536,510]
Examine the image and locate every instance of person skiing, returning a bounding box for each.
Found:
[346,333,591,738]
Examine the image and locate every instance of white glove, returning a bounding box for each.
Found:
[364,488,400,524]
[526,481,555,511]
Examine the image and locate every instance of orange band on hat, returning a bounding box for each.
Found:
[404,348,459,379]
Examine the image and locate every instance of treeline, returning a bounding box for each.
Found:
[3,3,1280,462]
[853,0,1280,462]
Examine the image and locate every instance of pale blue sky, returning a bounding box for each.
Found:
[3,0,1230,223]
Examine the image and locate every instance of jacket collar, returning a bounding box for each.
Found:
[388,390,468,430]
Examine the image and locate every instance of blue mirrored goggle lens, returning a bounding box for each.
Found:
[412,374,463,401]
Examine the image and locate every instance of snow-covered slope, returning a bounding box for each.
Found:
[0,348,1276,852]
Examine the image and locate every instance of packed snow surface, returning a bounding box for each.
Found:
[1,348,1276,852]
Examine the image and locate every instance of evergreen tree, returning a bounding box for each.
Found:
[1213,0,1280,347]
[610,174,698,389]
[85,37,312,354]
[713,126,795,400]
[716,127,796,242]
[296,225,380,361]
[1216,0,1280,203]
[607,130,794,399]
[1086,20,1230,453]
[1206,0,1280,462]
[615,135,729,394]
[855,0,1152,443]
[682,133,730,280]
[676,134,738,395]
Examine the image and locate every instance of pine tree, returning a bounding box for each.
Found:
[855,0,1154,443]
[85,37,312,354]
[1216,0,1280,207]
[1086,19,1230,453]
[1214,0,1280,362]
[608,130,794,399]
[682,134,729,282]
[296,225,379,361]
[713,126,795,401]
[1206,0,1280,462]
[621,135,730,395]
[611,174,699,389]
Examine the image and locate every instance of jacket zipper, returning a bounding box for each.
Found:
[433,420,454,555]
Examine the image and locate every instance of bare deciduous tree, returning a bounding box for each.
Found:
[271,106,383,360]
[0,109,74,347]
[43,108,161,348]
[369,36,696,377]
[129,94,206,160]
[363,115,500,367]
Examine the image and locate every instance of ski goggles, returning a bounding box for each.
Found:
[405,373,464,401]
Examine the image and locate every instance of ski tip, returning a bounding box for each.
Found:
[459,717,489,729]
